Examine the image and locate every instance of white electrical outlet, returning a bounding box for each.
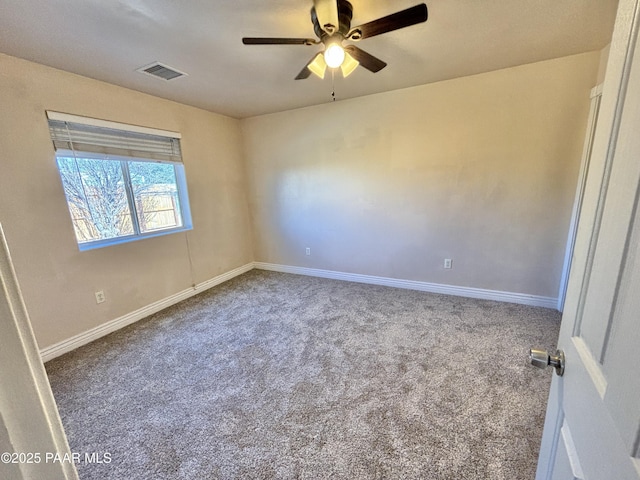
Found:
[444,259,452,269]
[95,290,106,304]
[305,247,311,256]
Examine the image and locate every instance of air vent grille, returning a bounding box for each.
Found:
[137,62,187,81]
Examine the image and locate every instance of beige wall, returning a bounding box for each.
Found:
[242,52,601,298]
[597,44,611,84]
[0,50,601,351]
[0,53,253,349]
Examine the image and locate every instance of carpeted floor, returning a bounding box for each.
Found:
[46,270,560,479]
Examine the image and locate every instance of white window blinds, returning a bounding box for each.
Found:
[46,112,182,163]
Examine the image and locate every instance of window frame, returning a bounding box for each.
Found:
[47,112,193,251]
[55,151,193,251]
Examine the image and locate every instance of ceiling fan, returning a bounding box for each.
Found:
[242,0,428,80]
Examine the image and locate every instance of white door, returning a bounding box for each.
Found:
[535,0,640,478]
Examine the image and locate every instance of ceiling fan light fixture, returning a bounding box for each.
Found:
[340,51,359,77]
[308,53,327,79]
[242,2,429,80]
[324,43,345,68]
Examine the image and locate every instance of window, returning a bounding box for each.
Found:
[47,112,192,250]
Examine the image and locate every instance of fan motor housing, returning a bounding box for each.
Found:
[311,0,353,39]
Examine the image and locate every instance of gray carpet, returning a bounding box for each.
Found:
[46,270,560,479]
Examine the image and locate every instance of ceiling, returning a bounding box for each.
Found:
[0,0,619,119]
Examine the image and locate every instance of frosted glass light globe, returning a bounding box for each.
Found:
[324,44,345,68]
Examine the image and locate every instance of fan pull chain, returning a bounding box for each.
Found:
[331,69,336,102]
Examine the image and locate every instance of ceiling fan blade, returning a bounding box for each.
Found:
[343,45,387,73]
[295,53,327,80]
[295,61,313,80]
[348,3,428,40]
[242,37,317,45]
[313,0,339,35]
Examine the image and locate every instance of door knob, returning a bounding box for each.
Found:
[529,348,565,376]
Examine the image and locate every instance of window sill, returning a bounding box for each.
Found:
[77,225,193,252]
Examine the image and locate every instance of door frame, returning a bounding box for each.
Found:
[557,84,603,312]
[0,223,78,480]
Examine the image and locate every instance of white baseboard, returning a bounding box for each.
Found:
[40,262,254,362]
[254,262,558,310]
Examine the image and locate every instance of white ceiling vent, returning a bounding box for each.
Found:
[137,62,187,81]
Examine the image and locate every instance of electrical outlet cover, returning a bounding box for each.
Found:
[95,291,105,303]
